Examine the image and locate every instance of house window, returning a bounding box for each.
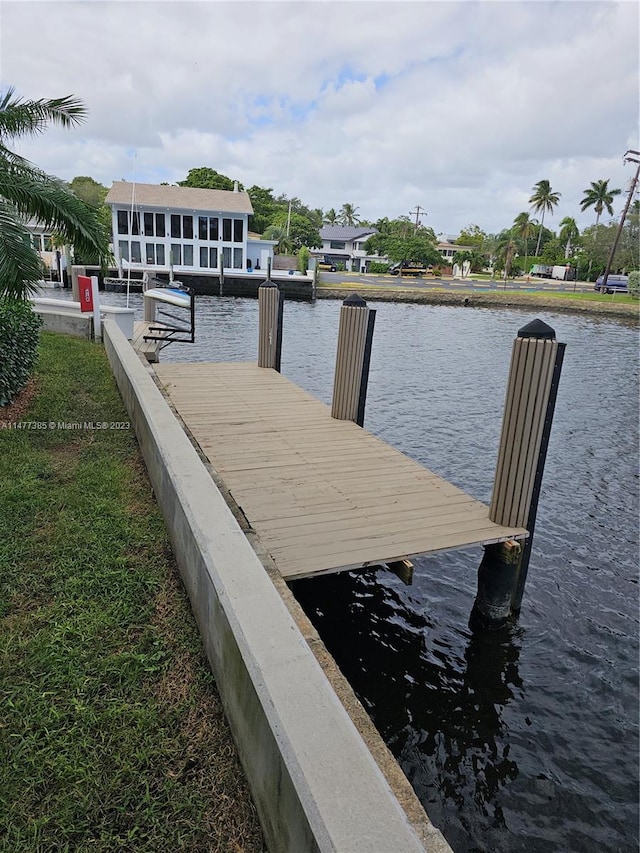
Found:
[233,219,243,242]
[199,217,208,240]
[171,244,182,265]
[155,213,165,237]
[146,243,155,264]
[183,216,193,239]
[183,245,193,266]
[131,212,140,235]
[222,218,232,242]
[330,240,345,249]
[130,241,141,263]
[156,244,165,265]
[222,246,231,268]
[233,247,243,268]
[209,217,219,241]
[117,210,128,234]
[144,212,154,236]
[43,236,53,251]
[119,240,129,261]
[171,215,181,238]
[31,235,41,250]
[199,247,218,267]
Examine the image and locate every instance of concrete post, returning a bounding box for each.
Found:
[331,294,376,427]
[472,319,565,628]
[71,265,84,302]
[258,282,283,371]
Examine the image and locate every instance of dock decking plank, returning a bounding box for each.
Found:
[154,362,526,580]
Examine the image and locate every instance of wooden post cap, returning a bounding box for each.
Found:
[518,319,556,339]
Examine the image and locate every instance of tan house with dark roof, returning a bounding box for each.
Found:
[105,181,275,275]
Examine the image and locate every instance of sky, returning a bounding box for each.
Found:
[1,0,638,237]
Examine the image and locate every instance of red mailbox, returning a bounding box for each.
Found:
[78,275,94,312]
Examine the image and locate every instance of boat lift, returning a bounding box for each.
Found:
[142,278,195,351]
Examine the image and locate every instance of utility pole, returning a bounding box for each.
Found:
[409,205,427,233]
[601,150,640,289]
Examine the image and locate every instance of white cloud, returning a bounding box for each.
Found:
[1,0,638,234]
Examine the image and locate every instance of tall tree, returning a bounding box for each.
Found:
[558,216,579,259]
[178,167,240,191]
[580,179,621,276]
[0,87,109,298]
[512,211,537,271]
[339,203,360,226]
[323,208,338,225]
[529,179,561,256]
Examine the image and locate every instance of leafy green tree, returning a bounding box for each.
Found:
[68,175,107,208]
[178,167,240,191]
[456,224,486,248]
[0,87,109,298]
[270,209,321,251]
[324,208,339,225]
[512,212,537,270]
[246,185,277,234]
[494,230,517,281]
[339,203,360,226]
[580,179,621,277]
[529,179,561,256]
[383,234,443,268]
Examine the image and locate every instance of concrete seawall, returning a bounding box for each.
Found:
[102,320,445,852]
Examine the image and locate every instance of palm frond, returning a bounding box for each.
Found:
[0,202,44,299]
[0,157,110,264]
[0,87,86,139]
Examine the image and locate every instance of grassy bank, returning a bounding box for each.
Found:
[316,282,639,319]
[0,333,264,852]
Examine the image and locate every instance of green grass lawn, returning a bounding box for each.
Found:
[0,333,264,852]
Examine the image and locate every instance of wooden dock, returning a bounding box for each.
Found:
[153,362,527,581]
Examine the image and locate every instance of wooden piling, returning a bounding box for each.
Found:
[258,282,283,371]
[142,272,156,323]
[331,295,376,426]
[473,318,565,627]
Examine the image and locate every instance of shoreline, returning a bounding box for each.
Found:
[315,285,639,320]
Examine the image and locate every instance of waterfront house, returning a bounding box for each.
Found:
[316,225,381,272]
[105,181,276,276]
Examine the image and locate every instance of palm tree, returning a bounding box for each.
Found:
[512,211,537,272]
[261,224,294,255]
[529,179,561,257]
[496,230,517,286]
[339,203,360,227]
[580,179,621,276]
[0,87,109,299]
[323,208,338,225]
[558,216,579,259]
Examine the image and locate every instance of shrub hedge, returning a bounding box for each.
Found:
[0,300,43,406]
[628,271,639,298]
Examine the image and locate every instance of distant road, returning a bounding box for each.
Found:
[318,271,593,294]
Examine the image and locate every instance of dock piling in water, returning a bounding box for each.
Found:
[331,294,376,427]
[472,319,566,627]
[258,282,284,371]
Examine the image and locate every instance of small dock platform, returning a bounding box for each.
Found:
[132,321,168,362]
[153,362,526,581]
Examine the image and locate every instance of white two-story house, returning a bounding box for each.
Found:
[105,181,276,276]
[316,226,381,272]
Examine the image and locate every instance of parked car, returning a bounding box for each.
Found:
[389,262,427,277]
[594,274,628,294]
[317,256,337,272]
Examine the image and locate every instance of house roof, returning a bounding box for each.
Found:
[105,181,253,214]
[320,225,377,241]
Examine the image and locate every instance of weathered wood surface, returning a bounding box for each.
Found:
[153,362,526,580]
[132,321,168,362]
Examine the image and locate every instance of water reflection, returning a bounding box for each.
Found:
[293,570,523,838]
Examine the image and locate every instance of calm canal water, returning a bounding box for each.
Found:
[100,291,639,852]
